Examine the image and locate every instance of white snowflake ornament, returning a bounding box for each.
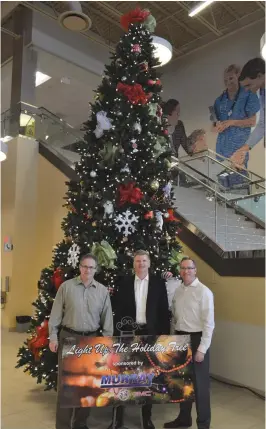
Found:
[67,243,80,268]
[114,210,139,237]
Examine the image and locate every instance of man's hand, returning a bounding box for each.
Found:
[192,140,208,153]
[49,341,58,353]
[162,272,173,280]
[194,350,205,362]
[230,144,249,168]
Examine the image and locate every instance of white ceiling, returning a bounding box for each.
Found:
[1,48,101,128]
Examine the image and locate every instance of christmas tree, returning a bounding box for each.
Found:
[16,7,183,391]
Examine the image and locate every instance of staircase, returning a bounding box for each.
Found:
[174,150,265,250]
[174,185,265,252]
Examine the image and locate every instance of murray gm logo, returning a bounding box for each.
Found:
[101,373,155,389]
[117,389,130,401]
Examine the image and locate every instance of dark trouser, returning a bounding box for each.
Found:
[56,329,98,429]
[176,331,211,429]
[112,325,152,425]
[112,403,152,424]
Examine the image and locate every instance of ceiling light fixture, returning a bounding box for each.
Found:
[35,71,51,87]
[189,0,215,17]
[151,36,173,67]
[0,140,8,161]
[20,113,34,127]
[1,135,13,143]
[261,33,266,60]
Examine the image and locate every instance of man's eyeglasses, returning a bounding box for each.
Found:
[80,264,96,270]
[180,266,195,271]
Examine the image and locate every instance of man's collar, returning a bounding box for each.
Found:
[135,274,149,282]
[76,276,97,288]
[182,277,198,288]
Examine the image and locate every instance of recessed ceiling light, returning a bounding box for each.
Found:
[35,71,51,87]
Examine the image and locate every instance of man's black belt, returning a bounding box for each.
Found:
[62,326,99,336]
[175,330,202,336]
[137,324,148,329]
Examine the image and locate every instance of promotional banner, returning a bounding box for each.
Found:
[59,334,194,408]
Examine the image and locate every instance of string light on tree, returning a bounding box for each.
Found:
[16,6,182,391]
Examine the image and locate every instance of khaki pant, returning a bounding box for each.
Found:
[56,329,97,429]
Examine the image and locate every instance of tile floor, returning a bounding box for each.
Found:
[1,330,265,429]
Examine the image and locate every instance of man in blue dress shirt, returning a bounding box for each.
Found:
[236,57,265,166]
[212,64,260,169]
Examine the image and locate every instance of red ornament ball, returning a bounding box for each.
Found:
[132,44,141,53]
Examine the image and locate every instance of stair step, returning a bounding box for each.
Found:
[179,213,256,228]
[195,224,265,236]
[173,184,265,251]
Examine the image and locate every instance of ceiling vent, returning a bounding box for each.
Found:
[58,2,91,32]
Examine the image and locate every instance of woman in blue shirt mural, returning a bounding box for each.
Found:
[213,64,260,169]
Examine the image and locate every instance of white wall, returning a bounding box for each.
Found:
[211,320,265,392]
[162,22,265,177]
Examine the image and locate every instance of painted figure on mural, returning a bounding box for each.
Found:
[212,64,260,169]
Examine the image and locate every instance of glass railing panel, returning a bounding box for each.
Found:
[1,103,84,168]
[234,194,265,226]
[179,149,265,196]
[174,165,265,251]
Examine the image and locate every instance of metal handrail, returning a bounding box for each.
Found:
[179,148,265,187]
[1,103,85,141]
[176,162,265,204]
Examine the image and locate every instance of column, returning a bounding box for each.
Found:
[10,6,37,137]
[1,6,39,329]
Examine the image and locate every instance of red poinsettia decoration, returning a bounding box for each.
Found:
[28,320,49,361]
[165,209,180,222]
[52,267,64,291]
[120,8,151,31]
[117,82,151,105]
[119,182,143,206]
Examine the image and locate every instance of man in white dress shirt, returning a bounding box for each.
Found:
[110,250,170,429]
[164,257,214,429]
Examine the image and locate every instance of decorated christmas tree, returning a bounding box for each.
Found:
[16,8,183,390]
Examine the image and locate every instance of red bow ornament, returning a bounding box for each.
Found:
[117,82,151,105]
[120,8,151,31]
[28,320,49,361]
[119,182,143,206]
